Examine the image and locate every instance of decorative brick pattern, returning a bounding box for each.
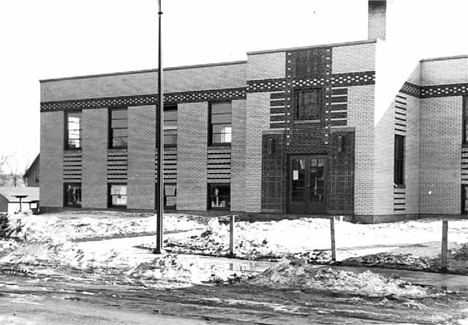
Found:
[330,87,348,127]
[40,111,64,207]
[394,95,407,134]
[331,72,375,86]
[155,149,177,183]
[127,105,156,210]
[177,102,208,211]
[328,131,354,213]
[63,151,82,182]
[400,82,421,98]
[247,79,286,93]
[462,147,468,184]
[107,151,127,183]
[207,147,231,182]
[82,108,108,209]
[421,83,468,98]
[41,88,246,112]
[261,132,286,211]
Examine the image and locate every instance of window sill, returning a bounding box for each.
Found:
[209,143,231,148]
[208,208,231,211]
[64,148,82,152]
[394,184,406,189]
[108,148,128,152]
[462,143,468,148]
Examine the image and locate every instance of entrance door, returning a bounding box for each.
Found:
[288,155,326,214]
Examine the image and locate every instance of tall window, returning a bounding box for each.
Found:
[164,183,177,210]
[164,105,177,146]
[209,101,232,145]
[110,108,128,149]
[208,183,230,210]
[109,184,127,208]
[294,88,321,120]
[64,183,81,207]
[66,111,82,149]
[394,135,405,186]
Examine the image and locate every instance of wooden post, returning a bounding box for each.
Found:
[229,215,235,256]
[330,216,336,262]
[441,220,448,272]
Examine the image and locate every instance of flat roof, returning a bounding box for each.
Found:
[420,54,468,63]
[40,60,247,83]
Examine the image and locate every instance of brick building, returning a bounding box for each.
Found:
[40,1,468,222]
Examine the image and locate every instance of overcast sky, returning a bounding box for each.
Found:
[1,0,467,171]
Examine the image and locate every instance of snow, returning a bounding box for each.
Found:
[250,258,440,299]
[0,212,467,295]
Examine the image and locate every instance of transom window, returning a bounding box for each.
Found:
[294,88,321,120]
[164,183,177,210]
[164,105,177,146]
[110,108,128,149]
[210,101,232,145]
[208,183,230,210]
[66,111,82,149]
[109,184,127,208]
[64,183,82,207]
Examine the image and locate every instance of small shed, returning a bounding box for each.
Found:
[0,187,40,214]
[23,154,40,187]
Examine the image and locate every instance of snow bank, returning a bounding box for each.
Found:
[250,258,441,299]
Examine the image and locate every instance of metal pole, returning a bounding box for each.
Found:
[229,215,235,256]
[154,0,164,254]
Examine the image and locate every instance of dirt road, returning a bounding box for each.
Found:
[1,270,467,325]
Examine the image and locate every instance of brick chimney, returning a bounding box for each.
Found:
[368,0,387,40]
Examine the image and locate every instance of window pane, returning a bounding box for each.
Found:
[111,109,127,119]
[212,113,231,124]
[211,102,231,114]
[208,184,230,209]
[295,89,321,120]
[112,137,127,147]
[112,119,128,128]
[112,195,127,206]
[164,110,177,121]
[65,183,81,207]
[112,129,127,137]
[164,134,177,145]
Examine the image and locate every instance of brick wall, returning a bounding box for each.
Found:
[247,52,285,80]
[41,62,247,102]
[231,99,247,212]
[177,102,208,211]
[332,42,376,74]
[245,92,271,212]
[127,105,156,210]
[421,57,468,86]
[82,108,108,209]
[347,85,375,216]
[373,100,394,215]
[419,96,461,214]
[405,94,420,214]
[40,111,64,207]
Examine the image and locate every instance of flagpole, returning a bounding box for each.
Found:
[154,0,164,254]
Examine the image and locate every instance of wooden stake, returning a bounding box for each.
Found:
[229,215,235,256]
[330,216,336,262]
[441,220,448,272]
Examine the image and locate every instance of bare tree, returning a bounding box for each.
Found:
[0,153,24,187]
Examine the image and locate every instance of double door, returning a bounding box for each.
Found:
[288,155,326,214]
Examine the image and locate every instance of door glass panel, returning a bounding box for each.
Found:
[291,158,305,202]
[310,158,325,202]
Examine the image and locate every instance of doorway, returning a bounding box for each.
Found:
[288,155,327,214]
